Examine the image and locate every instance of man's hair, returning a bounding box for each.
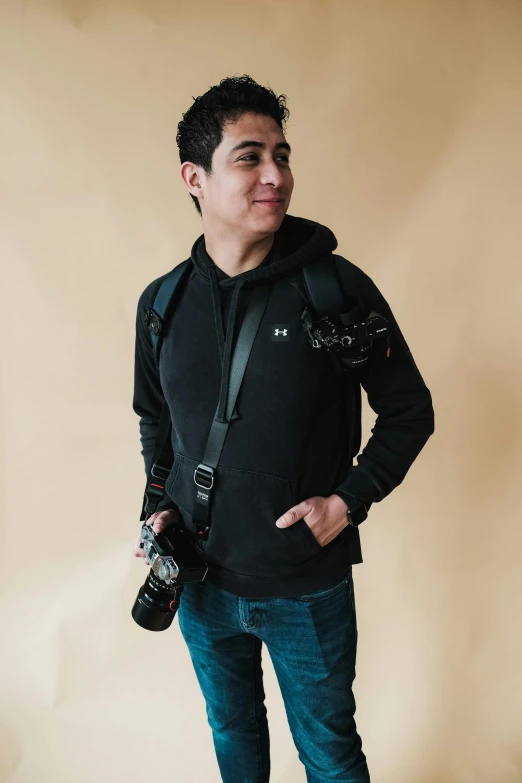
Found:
[176,74,290,215]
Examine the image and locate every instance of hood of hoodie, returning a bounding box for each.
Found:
[188,213,338,424]
[190,213,338,288]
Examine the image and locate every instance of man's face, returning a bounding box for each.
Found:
[193,112,294,236]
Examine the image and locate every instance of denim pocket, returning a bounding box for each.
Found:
[165,452,321,577]
[295,575,350,603]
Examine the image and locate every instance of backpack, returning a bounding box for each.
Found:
[140,253,389,523]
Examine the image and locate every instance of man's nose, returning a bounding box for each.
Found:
[258,161,286,188]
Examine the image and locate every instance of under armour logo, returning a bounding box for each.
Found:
[271,324,290,342]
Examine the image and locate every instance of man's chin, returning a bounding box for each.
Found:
[250,206,287,227]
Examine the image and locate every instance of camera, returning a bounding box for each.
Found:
[301,306,390,368]
[132,520,208,632]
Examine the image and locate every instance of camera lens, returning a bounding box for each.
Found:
[131,571,183,632]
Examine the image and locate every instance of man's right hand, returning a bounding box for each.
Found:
[133,508,183,560]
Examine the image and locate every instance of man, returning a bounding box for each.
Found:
[132,75,435,783]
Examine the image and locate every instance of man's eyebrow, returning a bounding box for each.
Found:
[228,140,292,157]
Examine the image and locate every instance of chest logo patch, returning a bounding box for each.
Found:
[271,324,291,342]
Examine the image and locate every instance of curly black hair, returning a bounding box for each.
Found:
[176,74,290,215]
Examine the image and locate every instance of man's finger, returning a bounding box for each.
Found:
[152,512,172,533]
[275,499,314,528]
[134,509,180,560]
[276,506,301,527]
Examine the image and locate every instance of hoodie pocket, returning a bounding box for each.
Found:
[165,452,322,577]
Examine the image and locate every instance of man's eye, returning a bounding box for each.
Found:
[240,155,290,163]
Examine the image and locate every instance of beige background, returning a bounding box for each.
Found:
[1,0,521,781]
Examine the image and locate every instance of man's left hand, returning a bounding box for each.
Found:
[275,493,349,547]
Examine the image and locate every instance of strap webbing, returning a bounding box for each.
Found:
[140,260,192,521]
[148,259,193,366]
[140,400,173,521]
[191,283,272,542]
[302,254,345,316]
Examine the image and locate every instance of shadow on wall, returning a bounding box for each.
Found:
[0,721,23,781]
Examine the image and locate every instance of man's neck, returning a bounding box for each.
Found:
[203,225,275,278]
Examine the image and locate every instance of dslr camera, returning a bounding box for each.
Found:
[302,307,390,368]
[132,519,208,632]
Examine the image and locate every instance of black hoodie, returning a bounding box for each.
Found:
[133,213,435,598]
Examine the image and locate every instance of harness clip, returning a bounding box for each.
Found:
[145,308,165,337]
[194,464,215,490]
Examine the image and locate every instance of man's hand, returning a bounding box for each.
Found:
[133,508,183,560]
[275,494,349,547]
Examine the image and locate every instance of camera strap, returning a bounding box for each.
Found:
[140,259,193,523]
[140,399,174,522]
[191,283,272,543]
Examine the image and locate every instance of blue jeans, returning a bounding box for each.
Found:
[177,567,370,783]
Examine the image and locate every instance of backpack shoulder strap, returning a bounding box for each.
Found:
[287,253,364,460]
[144,258,194,368]
[286,254,360,316]
[140,258,193,520]
[301,253,346,316]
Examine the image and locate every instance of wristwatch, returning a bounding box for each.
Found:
[343,494,368,527]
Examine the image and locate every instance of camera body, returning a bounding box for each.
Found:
[301,307,390,369]
[132,522,208,632]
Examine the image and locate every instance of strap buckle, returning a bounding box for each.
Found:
[144,308,165,337]
[151,462,171,482]
[194,464,214,490]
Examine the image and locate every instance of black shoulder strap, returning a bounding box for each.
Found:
[289,253,363,460]
[144,258,194,368]
[286,254,359,316]
[140,258,193,521]
[301,253,346,316]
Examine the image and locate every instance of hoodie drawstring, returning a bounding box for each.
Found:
[208,266,247,423]
[208,266,226,366]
